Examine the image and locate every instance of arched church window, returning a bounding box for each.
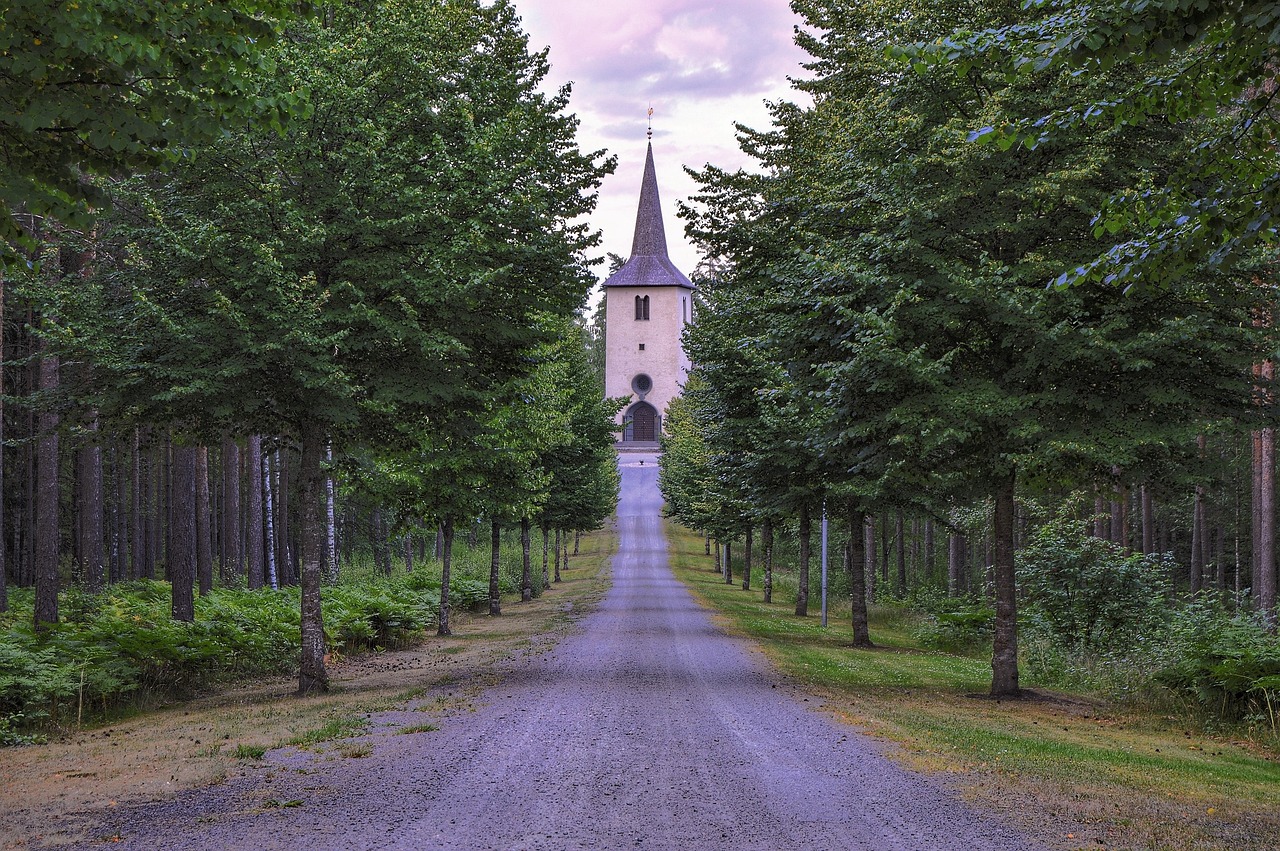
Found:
[633,294,649,320]
[635,295,643,320]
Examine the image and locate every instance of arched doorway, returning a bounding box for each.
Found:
[624,401,659,442]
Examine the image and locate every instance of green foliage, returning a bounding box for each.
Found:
[1156,604,1280,727]
[0,571,456,738]
[1017,513,1172,651]
[0,0,310,264]
[912,595,996,656]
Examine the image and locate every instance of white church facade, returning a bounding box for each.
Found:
[603,143,694,445]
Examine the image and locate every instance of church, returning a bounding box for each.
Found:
[602,142,694,446]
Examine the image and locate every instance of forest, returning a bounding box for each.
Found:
[0,0,621,741]
[658,0,1280,744]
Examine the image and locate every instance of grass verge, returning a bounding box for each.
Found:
[666,521,1280,851]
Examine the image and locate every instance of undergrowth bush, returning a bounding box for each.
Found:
[0,561,507,739]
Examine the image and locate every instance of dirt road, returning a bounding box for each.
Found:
[77,453,1041,850]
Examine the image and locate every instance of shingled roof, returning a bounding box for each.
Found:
[603,142,695,289]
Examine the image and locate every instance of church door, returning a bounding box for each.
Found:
[628,402,657,442]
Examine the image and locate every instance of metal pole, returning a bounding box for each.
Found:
[821,502,829,627]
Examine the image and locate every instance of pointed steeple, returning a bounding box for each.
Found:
[630,143,670,259]
[604,142,694,290]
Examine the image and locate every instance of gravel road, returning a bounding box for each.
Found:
[82,452,1042,850]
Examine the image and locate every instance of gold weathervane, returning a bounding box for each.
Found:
[647,105,654,140]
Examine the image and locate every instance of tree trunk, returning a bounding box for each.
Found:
[574,530,580,556]
[990,472,1021,698]
[220,437,240,584]
[78,414,104,593]
[742,523,752,591]
[554,528,562,583]
[724,539,732,584]
[325,443,337,582]
[246,436,264,590]
[1093,494,1108,539]
[0,272,6,612]
[1191,483,1206,595]
[947,534,965,596]
[520,517,532,602]
[276,450,293,585]
[34,350,59,629]
[796,503,810,617]
[1259,427,1277,626]
[1141,485,1155,555]
[297,420,328,694]
[488,518,501,616]
[131,430,144,580]
[895,511,906,597]
[170,445,196,623]
[195,447,213,595]
[762,517,773,604]
[924,518,935,584]
[541,524,550,589]
[848,507,872,647]
[438,517,454,636]
[864,515,876,603]
[264,450,278,590]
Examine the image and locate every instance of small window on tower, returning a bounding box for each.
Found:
[635,295,643,320]
[639,343,645,351]
[642,295,650,320]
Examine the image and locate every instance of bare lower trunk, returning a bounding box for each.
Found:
[947,533,965,596]
[1259,428,1277,627]
[762,517,773,604]
[170,445,196,623]
[488,518,501,616]
[221,438,241,584]
[438,517,454,636]
[864,516,876,603]
[195,447,213,595]
[894,511,906,597]
[553,529,562,583]
[246,436,264,590]
[325,443,337,582]
[924,518,935,583]
[1191,484,1206,595]
[990,472,1020,698]
[520,517,532,602]
[78,414,104,593]
[848,507,872,647]
[34,351,59,629]
[1141,485,1155,555]
[298,420,329,694]
[724,540,732,584]
[796,504,810,617]
[131,430,143,580]
[264,450,278,590]
[0,274,5,612]
[742,523,752,591]
[541,524,550,588]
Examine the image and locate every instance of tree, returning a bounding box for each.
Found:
[899,0,1280,290]
[46,0,611,692]
[0,0,309,264]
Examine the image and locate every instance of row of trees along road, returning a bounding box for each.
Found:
[660,0,1280,698]
[0,0,621,695]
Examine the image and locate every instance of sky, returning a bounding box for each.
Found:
[511,0,810,289]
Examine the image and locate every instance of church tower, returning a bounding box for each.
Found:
[603,142,694,445]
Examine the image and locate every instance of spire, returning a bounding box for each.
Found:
[601,140,694,290]
[630,142,670,260]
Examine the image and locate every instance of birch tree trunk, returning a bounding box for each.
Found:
[796,504,810,617]
[723,540,732,585]
[488,518,501,616]
[297,420,328,694]
[34,349,59,629]
[990,472,1021,697]
[325,443,337,582]
[264,450,278,590]
[437,517,454,636]
[246,435,264,590]
[170,445,196,622]
[195,447,213,595]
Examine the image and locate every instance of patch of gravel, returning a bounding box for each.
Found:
[68,453,1045,850]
